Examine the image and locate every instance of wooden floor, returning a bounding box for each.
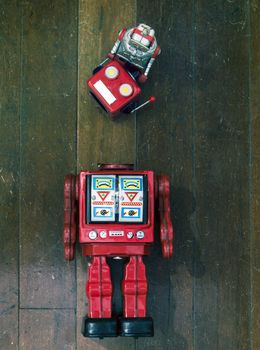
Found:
[0,0,259,349]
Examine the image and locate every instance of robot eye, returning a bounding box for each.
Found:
[105,66,119,79]
[119,83,133,97]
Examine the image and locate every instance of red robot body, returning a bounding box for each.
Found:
[87,24,161,118]
[63,164,173,338]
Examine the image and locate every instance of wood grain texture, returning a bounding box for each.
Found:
[0,0,257,348]
[19,309,75,350]
[18,2,78,347]
[136,1,195,349]
[78,0,136,169]
[250,1,260,349]
[0,1,20,349]
[193,1,250,349]
[77,1,136,349]
[19,0,77,310]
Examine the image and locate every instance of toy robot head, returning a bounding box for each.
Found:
[129,24,156,52]
[115,23,158,72]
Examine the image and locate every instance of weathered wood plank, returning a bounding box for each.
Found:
[77,0,136,169]
[0,1,20,349]
[193,1,250,349]
[19,0,77,311]
[77,0,136,348]
[136,1,194,349]
[1,0,255,349]
[250,1,260,349]
[19,309,75,350]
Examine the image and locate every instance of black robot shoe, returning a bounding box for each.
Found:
[119,317,154,337]
[81,317,118,338]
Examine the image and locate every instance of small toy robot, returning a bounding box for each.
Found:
[63,163,174,338]
[87,24,161,118]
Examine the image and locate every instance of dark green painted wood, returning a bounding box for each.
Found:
[136,1,195,349]
[0,1,20,349]
[193,1,250,349]
[18,2,78,348]
[250,1,260,348]
[77,1,136,349]
[19,309,75,350]
[0,0,257,348]
[19,0,77,308]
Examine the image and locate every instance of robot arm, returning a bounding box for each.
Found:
[63,174,78,260]
[158,174,174,258]
[138,45,161,83]
[108,28,127,59]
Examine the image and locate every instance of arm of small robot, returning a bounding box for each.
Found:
[138,45,161,83]
[63,174,78,261]
[158,174,174,258]
[108,28,127,59]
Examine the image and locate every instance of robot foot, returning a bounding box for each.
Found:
[119,317,154,337]
[81,317,117,338]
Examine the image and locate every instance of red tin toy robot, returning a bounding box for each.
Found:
[63,163,173,338]
[87,24,161,118]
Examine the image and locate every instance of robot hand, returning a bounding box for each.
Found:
[108,53,115,60]
[138,74,148,84]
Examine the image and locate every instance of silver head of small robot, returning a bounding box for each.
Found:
[110,24,161,81]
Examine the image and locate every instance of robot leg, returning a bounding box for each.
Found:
[120,256,154,337]
[82,256,117,338]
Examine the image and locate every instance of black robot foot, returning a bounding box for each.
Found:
[120,317,154,337]
[81,317,117,338]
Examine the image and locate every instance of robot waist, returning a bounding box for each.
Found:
[82,243,151,257]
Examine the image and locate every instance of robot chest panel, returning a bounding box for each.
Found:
[79,172,154,244]
[87,174,147,224]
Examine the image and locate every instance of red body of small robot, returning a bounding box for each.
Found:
[87,24,161,118]
[63,164,174,338]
